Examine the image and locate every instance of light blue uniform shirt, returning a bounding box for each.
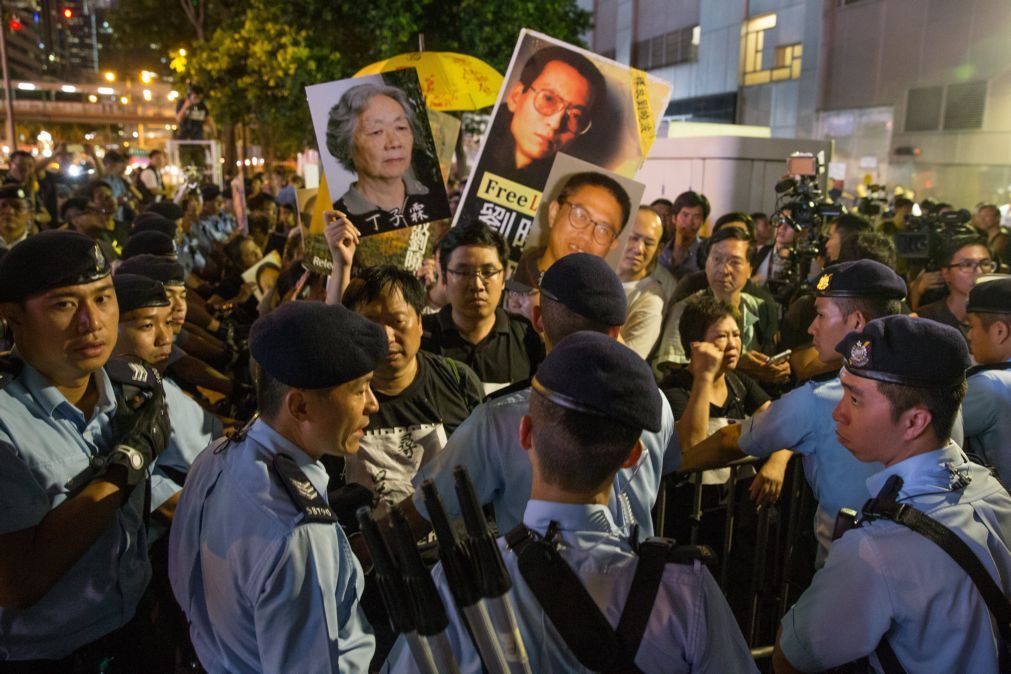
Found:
[168,419,375,673]
[384,500,758,673]
[411,387,681,539]
[150,377,224,510]
[779,445,1011,672]
[738,374,883,524]
[0,364,151,660]
[963,361,1011,488]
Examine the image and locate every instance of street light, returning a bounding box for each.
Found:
[103,71,116,82]
[140,70,155,84]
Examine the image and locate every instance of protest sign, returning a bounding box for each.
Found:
[454,29,671,266]
[306,69,452,238]
[241,250,282,300]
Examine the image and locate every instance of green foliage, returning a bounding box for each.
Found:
[111,0,593,158]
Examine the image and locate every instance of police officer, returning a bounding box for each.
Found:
[404,252,681,542]
[111,273,223,522]
[0,230,170,670]
[773,315,1011,673]
[169,300,385,672]
[682,259,911,564]
[963,276,1011,487]
[385,332,756,673]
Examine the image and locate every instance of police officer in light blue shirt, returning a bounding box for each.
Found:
[774,315,1011,673]
[111,273,223,517]
[387,331,755,673]
[169,300,386,673]
[684,260,920,564]
[0,231,170,669]
[408,253,681,541]
[963,277,1011,487]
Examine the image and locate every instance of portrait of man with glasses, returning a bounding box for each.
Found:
[480,46,606,188]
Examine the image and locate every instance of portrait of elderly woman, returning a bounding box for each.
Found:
[322,80,451,235]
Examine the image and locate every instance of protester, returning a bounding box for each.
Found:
[616,205,665,357]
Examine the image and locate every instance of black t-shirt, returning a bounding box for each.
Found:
[421,305,545,395]
[334,351,483,508]
[662,369,769,421]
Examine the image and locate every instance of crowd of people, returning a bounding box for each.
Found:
[0,138,1010,674]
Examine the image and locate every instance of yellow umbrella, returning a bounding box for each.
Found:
[354,51,503,111]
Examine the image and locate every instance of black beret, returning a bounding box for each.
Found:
[114,273,169,314]
[132,212,178,238]
[0,184,28,201]
[144,201,184,221]
[539,253,627,326]
[250,301,387,389]
[200,184,221,202]
[122,230,176,259]
[967,276,1011,315]
[836,315,970,388]
[0,230,110,302]
[814,260,906,299]
[533,330,661,432]
[116,254,185,286]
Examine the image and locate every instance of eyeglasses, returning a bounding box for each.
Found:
[563,201,617,246]
[528,88,592,135]
[446,266,504,283]
[709,254,748,271]
[946,259,996,273]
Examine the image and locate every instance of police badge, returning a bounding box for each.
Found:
[816,273,832,291]
[848,340,871,368]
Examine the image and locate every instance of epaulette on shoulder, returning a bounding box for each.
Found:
[105,356,161,391]
[272,453,338,525]
[484,378,532,402]
[967,362,1011,378]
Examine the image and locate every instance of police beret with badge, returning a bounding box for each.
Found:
[122,230,177,260]
[0,230,110,303]
[116,254,186,286]
[114,273,170,315]
[967,276,1011,315]
[814,259,906,299]
[836,314,970,388]
[539,252,628,327]
[533,330,661,432]
[249,300,387,389]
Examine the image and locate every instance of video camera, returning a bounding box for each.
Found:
[767,152,842,303]
[857,184,889,217]
[894,208,978,270]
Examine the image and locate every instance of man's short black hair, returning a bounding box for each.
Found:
[528,391,641,493]
[894,196,914,211]
[939,231,989,267]
[877,379,966,446]
[438,223,508,277]
[342,264,426,315]
[539,295,611,346]
[706,224,755,260]
[750,211,768,222]
[247,192,277,212]
[9,150,32,162]
[517,46,606,111]
[149,149,163,159]
[556,171,632,232]
[672,190,710,220]
[833,213,873,239]
[712,211,755,241]
[837,230,897,267]
[678,294,738,356]
[650,198,673,210]
[60,196,91,222]
[103,150,126,165]
[247,213,271,237]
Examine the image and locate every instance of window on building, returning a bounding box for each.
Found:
[632,24,699,70]
[740,14,802,86]
[943,81,986,130]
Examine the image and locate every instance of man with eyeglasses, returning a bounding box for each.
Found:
[0,185,33,250]
[480,46,606,187]
[421,222,544,395]
[510,171,630,300]
[915,234,996,339]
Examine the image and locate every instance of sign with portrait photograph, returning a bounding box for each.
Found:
[454,30,671,265]
[306,69,452,238]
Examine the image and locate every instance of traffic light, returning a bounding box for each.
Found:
[9,17,23,31]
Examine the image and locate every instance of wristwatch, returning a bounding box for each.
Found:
[105,445,148,486]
